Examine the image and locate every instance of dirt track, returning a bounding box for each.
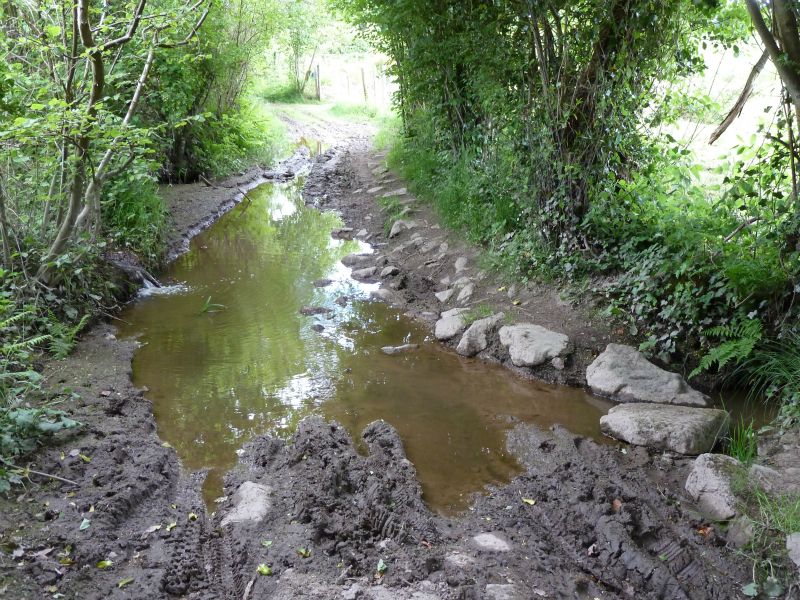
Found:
[0,115,754,599]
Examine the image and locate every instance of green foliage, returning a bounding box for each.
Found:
[741,333,800,407]
[727,417,758,465]
[736,486,800,596]
[691,319,763,378]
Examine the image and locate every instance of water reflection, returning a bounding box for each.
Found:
[119,180,612,513]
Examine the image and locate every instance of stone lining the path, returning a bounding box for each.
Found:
[600,403,729,455]
[499,324,571,367]
[587,343,709,407]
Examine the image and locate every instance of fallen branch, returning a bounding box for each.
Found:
[0,457,80,487]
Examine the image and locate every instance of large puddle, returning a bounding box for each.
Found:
[119,179,614,513]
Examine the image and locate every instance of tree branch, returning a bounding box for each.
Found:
[710,50,768,144]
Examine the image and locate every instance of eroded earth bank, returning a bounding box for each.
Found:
[1,121,790,600]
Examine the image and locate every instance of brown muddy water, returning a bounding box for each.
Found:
[118,179,615,514]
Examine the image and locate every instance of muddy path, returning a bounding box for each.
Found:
[0,116,753,599]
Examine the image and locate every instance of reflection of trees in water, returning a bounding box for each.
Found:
[125,181,358,471]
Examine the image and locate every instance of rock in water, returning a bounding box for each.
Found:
[381,344,419,355]
[498,324,570,367]
[600,403,729,455]
[456,313,504,357]
[685,453,742,520]
[351,266,377,280]
[435,308,471,341]
[587,344,709,406]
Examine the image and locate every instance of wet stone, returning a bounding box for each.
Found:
[342,253,374,267]
[313,278,333,288]
[381,266,400,278]
[331,227,354,240]
[457,313,504,357]
[300,306,330,316]
[472,532,511,552]
[220,481,271,526]
[587,343,709,407]
[601,404,729,455]
[371,288,401,305]
[434,308,471,341]
[352,266,378,280]
[499,324,570,367]
[685,453,742,520]
[382,344,419,355]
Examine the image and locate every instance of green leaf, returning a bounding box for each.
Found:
[296,547,310,558]
[79,518,90,531]
[45,25,61,38]
[261,540,273,548]
[96,559,113,569]
[117,577,134,588]
[741,582,758,597]
[376,558,387,574]
[257,563,272,576]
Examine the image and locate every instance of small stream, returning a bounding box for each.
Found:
[118,178,616,513]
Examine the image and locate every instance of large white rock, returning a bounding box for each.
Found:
[221,481,271,526]
[600,403,729,455]
[456,313,504,357]
[498,324,570,367]
[587,344,709,407]
[685,453,742,520]
[435,308,470,340]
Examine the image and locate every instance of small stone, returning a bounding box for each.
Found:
[311,324,324,333]
[456,283,474,304]
[355,229,369,239]
[550,356,565,370]
[351,266,377,280]
[371,289,401,304]
[685,453,742,520]
[381,344,419,355]
[485,584,517,600]
[382,187,408,198]
[472,533,511,552]
[313,278,333,288]
[444,552,474,569]
[341,253,373,267]
[435,289,454,303]
[787,533,800,568]
[499,324,570,367]
[456,313,504,357]
[367,186,384,194]
[506,284,517,298]
[331,227,354,240]
[380,266,400,278]
[342,584,363,600]
[454,257,468,273]
[299,306,330,316]
[389,219,415,238]
[434,308,471,340]
[221,481,271,526]
[335,296,348,307]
